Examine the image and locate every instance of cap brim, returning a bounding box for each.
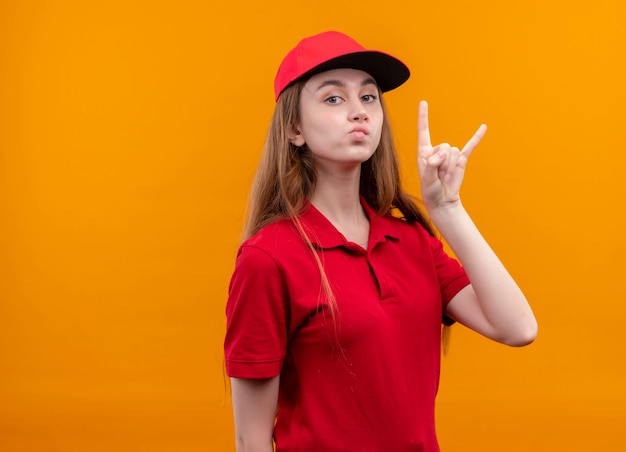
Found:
[298,51,410,93]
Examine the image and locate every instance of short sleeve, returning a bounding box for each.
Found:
[426,233,471,320]
[224,245,289,379]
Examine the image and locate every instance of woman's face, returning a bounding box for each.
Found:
[292,68,383,172]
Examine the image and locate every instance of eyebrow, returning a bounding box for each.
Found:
[315,77,378,91]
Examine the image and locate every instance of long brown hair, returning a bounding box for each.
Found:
[241,78,451,348]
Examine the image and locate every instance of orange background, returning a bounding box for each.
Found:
[1,0,625,450]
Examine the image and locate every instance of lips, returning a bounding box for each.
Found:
[349,127,369,139]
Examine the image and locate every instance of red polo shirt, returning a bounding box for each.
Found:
[225,200,470,452]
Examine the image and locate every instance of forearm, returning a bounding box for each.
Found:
[430,201,537,345]
[231,376,279,452]
[235,438,274,452]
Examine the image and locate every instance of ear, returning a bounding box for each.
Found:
[288,125,305,147]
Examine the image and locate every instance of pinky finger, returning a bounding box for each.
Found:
[461,124,487,158]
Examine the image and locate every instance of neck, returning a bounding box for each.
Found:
[309,165,368,235]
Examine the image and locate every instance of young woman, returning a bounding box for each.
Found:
[224,31,537,452]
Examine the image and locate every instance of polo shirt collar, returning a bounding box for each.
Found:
[299,197,400,250]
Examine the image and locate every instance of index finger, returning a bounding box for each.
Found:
[417,100,432,149]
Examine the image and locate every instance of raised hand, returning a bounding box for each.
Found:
[417,101,487,210]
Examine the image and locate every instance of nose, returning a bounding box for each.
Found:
[351,111,367,122]
[348,99,368,122]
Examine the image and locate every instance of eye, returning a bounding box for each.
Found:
[361,94,378,103]
[324,95,343,104]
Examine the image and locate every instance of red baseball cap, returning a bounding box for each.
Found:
[273,31,410,101]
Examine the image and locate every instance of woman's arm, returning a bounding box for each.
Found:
[417,101,537,346]
[431,203,537,346]
[231,376,279,452]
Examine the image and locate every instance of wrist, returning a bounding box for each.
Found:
[426,199,465,222]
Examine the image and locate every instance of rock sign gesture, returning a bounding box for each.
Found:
[417,101,487,210]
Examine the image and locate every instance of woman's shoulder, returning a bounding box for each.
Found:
[241,218,305,254]
[234,218,316,277]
